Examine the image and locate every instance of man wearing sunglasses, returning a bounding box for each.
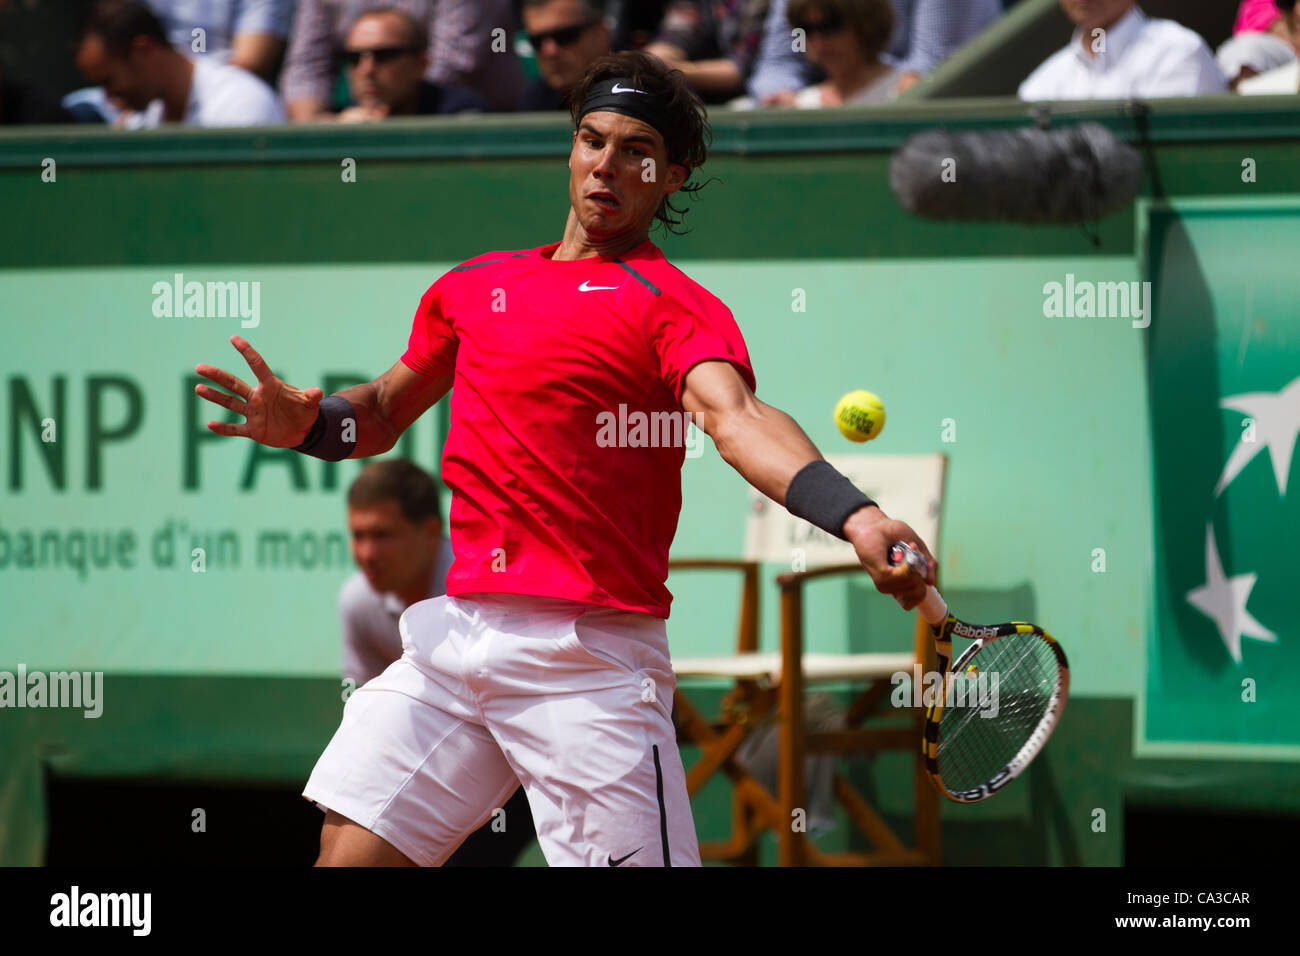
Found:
[335,8,485,121]
[520,0,612,111]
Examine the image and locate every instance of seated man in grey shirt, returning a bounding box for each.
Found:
[340,458,454,686]
[340,458,536,865]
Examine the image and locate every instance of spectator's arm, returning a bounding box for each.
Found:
[230,0,294,82]
[229,32,286,83]
[279,0,337,121]
[895,70,922,94]
[645,40,688,68]
[894,0,1001,77]
[745,0,820,100]
[646,41,744,96]
[676,57,744,95]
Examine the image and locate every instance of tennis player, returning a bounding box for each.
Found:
[194,50,937,867]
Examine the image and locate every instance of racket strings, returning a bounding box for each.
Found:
[936,633,1060,792]
[941,634,1042,740]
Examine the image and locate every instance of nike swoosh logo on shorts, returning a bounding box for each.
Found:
[611,83,646,94]
[579,280,618,291]
[608,847,642,866]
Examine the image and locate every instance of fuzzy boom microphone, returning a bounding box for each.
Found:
[889,122,1143,225]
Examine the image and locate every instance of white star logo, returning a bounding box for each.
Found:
[1215,376,1300,498]
[1184,524,1276,664]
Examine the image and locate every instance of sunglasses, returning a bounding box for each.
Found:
[342,46,420,67]
[527,18,598,50]
[794,14,845,36]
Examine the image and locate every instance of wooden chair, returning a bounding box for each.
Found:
[671,453,947,865]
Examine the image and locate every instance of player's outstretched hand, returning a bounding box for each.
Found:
[194,335,324,447]
[844,506,938,611]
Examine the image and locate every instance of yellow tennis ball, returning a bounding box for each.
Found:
[834,390,885,442]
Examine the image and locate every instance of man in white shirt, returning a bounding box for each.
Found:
[1019,1,1227,101]
[75,0,285,127]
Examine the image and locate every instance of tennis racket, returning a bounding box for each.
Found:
[888,541,1069,803]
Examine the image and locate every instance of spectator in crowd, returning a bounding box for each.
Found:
[1268,0,1300,52]
[281,1,524,119]
[1236,0,1300,92]
[75,0,286,127]
[339,459,536,866]
[519,0,612,112]
[743,0,823,106]
[334,7,485,120]
[735,0,897,107]
[1018,1,1227,101]
[1216,28,1295,90]
[884,0,1001,94]
[644,0,769,101]
[340,459,453,687]
[142,0,296,83]
[1234,0,1284,35]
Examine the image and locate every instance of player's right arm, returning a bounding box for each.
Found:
[195,335,452,457]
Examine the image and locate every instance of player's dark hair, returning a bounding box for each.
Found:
[80,0,171,58]
[348,459,443,527]
[568,50,713,236]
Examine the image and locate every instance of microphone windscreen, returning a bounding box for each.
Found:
[889,123,1143,225]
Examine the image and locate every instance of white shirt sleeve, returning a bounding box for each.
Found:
[1139,38,1229,98]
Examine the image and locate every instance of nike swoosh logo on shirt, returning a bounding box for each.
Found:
[611,83,646,95]
[608,847,642,866]
[579,281,619,291]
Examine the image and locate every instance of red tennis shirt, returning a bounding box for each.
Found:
[401,238,757,619]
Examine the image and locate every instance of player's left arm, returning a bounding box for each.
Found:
[680,360,935,606]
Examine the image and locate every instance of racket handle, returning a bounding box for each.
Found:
[888,542,949,626]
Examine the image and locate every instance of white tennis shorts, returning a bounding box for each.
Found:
[303,592,701,867]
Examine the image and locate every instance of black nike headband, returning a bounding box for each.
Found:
[578,77,674,138]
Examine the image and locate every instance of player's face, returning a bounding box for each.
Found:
[76,34,154,112]
[1059,0,1133,29]
[568,111,687,241]
[347,500,441,594]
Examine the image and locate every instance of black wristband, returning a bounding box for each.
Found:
[784,460,877,541]
[291,395,357,461]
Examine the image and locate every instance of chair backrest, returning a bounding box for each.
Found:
[743,453,947,568]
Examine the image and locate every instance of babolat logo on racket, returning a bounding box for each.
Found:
[952,622,1002,640]
[954,768,1014,802]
